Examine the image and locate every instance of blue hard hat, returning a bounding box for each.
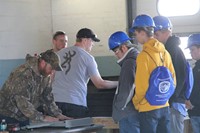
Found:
[153,16,172,32]
[187,33,200,48]
[129,14,155,33]
[108,31,131,50]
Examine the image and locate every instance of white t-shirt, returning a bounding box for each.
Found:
[52,46,99,107]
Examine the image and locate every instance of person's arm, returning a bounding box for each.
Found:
[41,84,71,120]
[133,54,149,110]
[90,74,118,89]
[41,82,62,116]
[11,69,58,122]
[169,49,183,97]
[87,56,118,89]
[185,100,194,110]
[166,52,177,88]
[119,57,137,109]
[11,69,44,121]
[14,95,45,121]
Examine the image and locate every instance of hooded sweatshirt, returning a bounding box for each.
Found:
[165,35,187,104]
[112,47,139,122]
[133,38,176,112]
[188,60,200,117]
[0,55,62,121]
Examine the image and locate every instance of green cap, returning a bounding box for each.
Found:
[40,50,62,71]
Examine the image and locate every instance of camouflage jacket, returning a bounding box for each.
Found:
[0,55,62,122]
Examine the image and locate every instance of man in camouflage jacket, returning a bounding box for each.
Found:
[0,50,70,126]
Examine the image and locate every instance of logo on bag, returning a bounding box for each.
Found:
[159,80,170,93]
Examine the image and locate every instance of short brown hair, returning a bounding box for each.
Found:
[53,31,66,40]
[134,27,154,37]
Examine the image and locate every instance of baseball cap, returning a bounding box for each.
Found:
[40,50,63,71]
[76,28,100,42]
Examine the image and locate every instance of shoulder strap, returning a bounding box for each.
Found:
[144,51,158,67]
[144,50,165,66]
[159,52,165,66]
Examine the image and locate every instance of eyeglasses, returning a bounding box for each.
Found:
[112,47,121,54]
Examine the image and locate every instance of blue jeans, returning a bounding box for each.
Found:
[170,108,185,133]
[139,107,170,133]
[190,116,200,133]
[119,114,140,133]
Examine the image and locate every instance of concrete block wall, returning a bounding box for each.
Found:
[51,0,127,56]
[0,0,125,87]
[0,0,53,59]
[0,0,53,87]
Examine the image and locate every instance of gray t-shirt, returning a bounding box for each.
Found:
[52,46,99,107]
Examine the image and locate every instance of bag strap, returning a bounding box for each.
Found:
[139,51,160,105]
[140,51,166,105]
[160,52,164,65]
[144,51,165,66]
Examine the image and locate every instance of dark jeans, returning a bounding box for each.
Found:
[139,107,170,133]
[56,102,89,118]
[0,114,29,127]
[190,116,200,133]
[119,113,140,133]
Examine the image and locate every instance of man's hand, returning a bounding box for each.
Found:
[56,114,73,121]
[185,100,194,110]
[43,115,59,122]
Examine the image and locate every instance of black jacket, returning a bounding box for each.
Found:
[188,60,200,117]
[165,35,187,104]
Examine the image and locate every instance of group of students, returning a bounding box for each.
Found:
[111,14,200,133]
[0,13,199,133]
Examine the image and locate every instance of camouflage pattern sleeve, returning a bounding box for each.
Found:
[6,66,45,121]
[14,95,44,121]
[41,85,62,117]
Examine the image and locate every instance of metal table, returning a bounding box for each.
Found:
[15,124,103,133]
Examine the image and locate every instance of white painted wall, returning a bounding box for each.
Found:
[0,0,127,59]
[51,0,127,56]
[0,0,53,59]
[1,0,200,60]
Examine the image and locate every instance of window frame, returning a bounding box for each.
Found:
[157,0,200,17]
